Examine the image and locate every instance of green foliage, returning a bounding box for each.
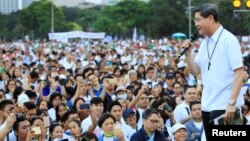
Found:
[94,0,150,37]
[0,0,250,40]
[67,22,83,31]
[148,0,188,37]
[20,0,67,39]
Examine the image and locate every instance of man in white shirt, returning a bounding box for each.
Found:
[182,4,245,140]
[174,86,197,124]
[81,97,103,137]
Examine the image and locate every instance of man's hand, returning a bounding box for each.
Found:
[181,39,192,55]
[6,113,16,128]
[224,105,236,123]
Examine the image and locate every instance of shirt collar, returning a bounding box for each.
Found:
[206,25,223,42]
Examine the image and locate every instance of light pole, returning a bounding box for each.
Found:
[51,0,54,33]
[188,0,192,38]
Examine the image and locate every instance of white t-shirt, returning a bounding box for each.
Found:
[0,122,16,141]
[195,26,244,112]
[136,108,145,129]
[48,108,56,121]
[81,115,102,137]
[173,102,190,123]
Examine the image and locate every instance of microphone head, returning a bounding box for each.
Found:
[190,32,198,42]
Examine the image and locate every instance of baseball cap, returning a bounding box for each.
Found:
[122,108,135,119]
[115,86,127,93]
[172,123,187,134]
[166,72,175,79]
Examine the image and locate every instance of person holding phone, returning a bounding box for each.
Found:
[81,97,104,137]
[30,116,47,141]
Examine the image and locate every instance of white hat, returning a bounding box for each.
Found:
[17,93,29,104]
[128,70,137,75]
[172,123,187,134]
[115,86,127,93]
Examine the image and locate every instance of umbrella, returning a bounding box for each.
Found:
[171,32,187,39]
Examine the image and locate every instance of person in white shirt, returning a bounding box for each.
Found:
[174,85,196,124]
[81,97,104,137]
[182,4,245,140]
[185,101,203,141]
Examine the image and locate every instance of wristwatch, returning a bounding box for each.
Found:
[228,100,236,106]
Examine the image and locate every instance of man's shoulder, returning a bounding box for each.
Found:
[175,102,187,110]
[81,115,91,124]
[184,119,194,127]
[130,131,141,140]
[130,128,146,140]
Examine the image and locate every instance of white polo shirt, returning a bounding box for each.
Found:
[195,26,244,112]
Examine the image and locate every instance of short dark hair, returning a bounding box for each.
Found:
[49,124,63,137]
[82,67,94,79]
[189,101,201,111]
[107,100,122,113]
[81,131,98,141]
[25,90,37,99]
[97,113,116,128]
[86,73,95,80]
[100,74,114,83]
[193,4,219,22]
[74,73,83,80]
[0,100,14,110]
[146,66,155,73]
[61,110,78,123]
[30,70,39,79]
[90,97,103,105]
[142,108,159,120]
[30,116,43,126]
[13,117,26,132]
[23,102,36,110]
[68,119,81,128]
[183,85,196,94]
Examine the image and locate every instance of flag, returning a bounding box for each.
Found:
[132,27,137,43]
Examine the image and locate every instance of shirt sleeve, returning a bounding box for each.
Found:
[225,36,243,70]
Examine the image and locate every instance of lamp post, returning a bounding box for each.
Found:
[51,0,54,33]
[188,0,192,38]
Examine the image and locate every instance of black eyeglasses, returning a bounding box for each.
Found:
[147,118,160,124]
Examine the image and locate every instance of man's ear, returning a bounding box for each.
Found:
[142,119,145,124]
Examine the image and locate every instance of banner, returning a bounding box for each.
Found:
[48,31,105,42]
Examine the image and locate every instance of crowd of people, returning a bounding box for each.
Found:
[0,4,250,141]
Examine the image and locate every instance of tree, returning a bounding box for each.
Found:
[93,0,150,37]
[20,0,67,39]
[148,0,188,37]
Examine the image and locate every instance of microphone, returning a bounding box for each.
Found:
[178,32,198,59]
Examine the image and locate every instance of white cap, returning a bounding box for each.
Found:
[115,86,127,93]
[172,123,187,134]
[128,70,137,75]
[17,93,29,104]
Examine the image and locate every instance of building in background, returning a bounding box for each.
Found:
[0,0,22,14]
[23,0,35,8]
